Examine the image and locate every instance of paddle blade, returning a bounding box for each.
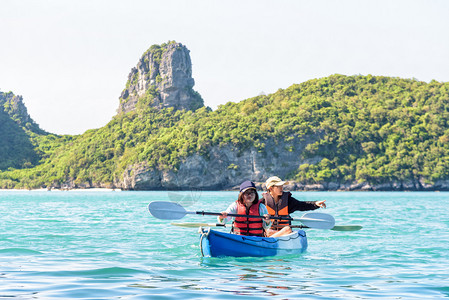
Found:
[299,212,335,230]
[331,225,363,231]
[148,201,187,220]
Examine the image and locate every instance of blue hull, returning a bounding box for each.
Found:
[199,228,307,257]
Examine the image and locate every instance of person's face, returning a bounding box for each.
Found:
[269,185,283,196]
[242,189,256,206]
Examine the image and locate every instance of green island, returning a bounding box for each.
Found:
[1,43,449,191]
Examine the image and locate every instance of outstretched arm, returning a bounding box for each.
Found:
[287,192,327,213]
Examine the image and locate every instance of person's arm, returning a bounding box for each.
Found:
[259,203,272,230]
[287,192,325,214]
[217,202,237,224]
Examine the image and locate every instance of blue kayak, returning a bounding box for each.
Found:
[199,228,307,257]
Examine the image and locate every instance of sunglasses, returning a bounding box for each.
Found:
[243,189,256,195]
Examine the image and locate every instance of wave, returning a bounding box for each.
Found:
[35,267,147,278]
[0,248,43,255]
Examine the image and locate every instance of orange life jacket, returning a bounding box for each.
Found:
[232,200,264,236]
[263,192,291,230]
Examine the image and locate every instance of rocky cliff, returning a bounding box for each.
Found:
[119,147,449,191]
[117,41,204,113]
[119,137,322,190]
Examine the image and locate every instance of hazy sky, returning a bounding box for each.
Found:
[1,0,449,135]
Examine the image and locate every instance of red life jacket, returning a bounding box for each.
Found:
[263,192,291,230]
[232,200,264,236]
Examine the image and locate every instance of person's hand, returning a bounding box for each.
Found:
[219,211,228,221]
[315,200,326,208]
[263,214,271,221]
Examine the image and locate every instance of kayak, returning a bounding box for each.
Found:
[199,227,307,257]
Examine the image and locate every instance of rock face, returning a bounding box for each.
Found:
[116,133,449,191]
[118,41,204,114]
[118,138,321,190]
[0,91,43,133]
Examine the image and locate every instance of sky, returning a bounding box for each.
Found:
[1,0,449,135]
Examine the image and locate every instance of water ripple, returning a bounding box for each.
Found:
[0,191,448,299]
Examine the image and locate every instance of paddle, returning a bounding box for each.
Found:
[148,201,336,230]
[291,225,362,231]
[171,222,226,228]
[171,222,362,231]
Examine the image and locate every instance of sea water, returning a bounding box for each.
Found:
[0,190,448,299]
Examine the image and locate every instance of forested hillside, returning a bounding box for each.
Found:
[1,74,449,190]
[0,109,39,170]
[0,91,46,171]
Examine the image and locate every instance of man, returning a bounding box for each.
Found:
[261,176,326,237]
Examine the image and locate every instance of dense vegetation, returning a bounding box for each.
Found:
[0,91,46,172]
[0,109,40,170]
[1,74,449,189]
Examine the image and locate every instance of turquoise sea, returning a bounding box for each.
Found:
[1,190,448,299]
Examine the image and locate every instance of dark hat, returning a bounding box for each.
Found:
[239,180,256,193]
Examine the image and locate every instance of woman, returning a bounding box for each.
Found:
[262,176,327,237]
[218,180,271,236]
